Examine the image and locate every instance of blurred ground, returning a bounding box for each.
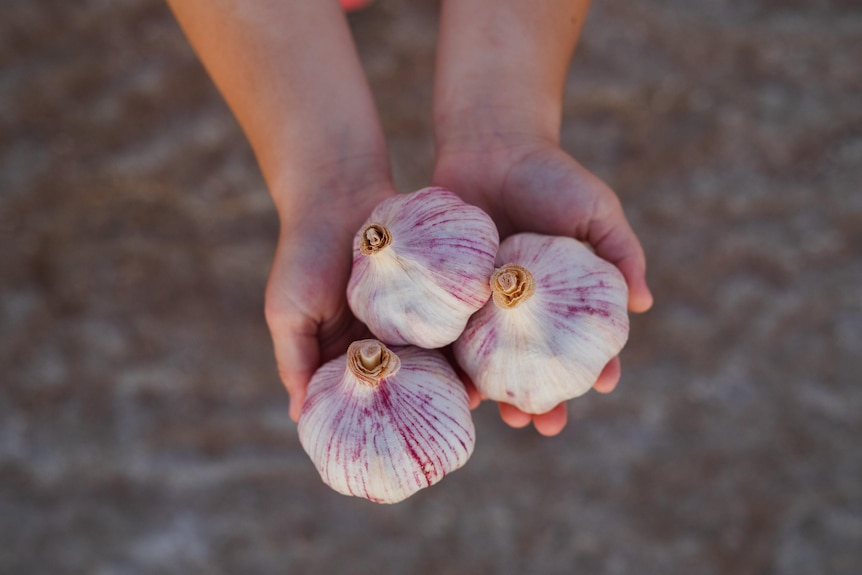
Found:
[1,0,861,573]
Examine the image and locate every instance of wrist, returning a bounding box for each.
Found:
[433,0,593,172]
[269,143,395,235]
[434,94,561,160]
[433,119,556,196]
[433,0,588,157]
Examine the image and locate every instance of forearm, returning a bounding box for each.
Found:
[434,0,591,152]
[167,0,390,213]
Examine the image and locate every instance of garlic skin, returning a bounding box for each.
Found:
[347,187,499,349]
[453,233,630,415]
[298,339,475,504]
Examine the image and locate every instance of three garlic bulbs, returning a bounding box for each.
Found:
[297,188,634,504]
[454,233,630,415]
[298,340,475,504]
[347,187,499,349]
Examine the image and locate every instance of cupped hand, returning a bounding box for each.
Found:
[433,139,653,436]
[265,178,396,421]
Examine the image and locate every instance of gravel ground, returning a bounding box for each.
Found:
[2,0,861,573]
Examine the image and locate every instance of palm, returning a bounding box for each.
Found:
[265,188,394,421]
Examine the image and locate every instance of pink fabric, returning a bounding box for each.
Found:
[340,0,373,12]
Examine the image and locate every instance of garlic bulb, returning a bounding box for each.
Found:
[347,187,499,349]
[298,339,475,503]
[453,233,630,415]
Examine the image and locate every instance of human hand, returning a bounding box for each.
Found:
[265,169,396,421]
[433,138,653,436]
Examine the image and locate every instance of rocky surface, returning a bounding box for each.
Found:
[1,0,861,573]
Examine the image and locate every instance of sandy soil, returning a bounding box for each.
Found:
[1,0,861,573]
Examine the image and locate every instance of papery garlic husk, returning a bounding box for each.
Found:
[347,187,500,349]
[298,339,475,504]
[453,233,630,415]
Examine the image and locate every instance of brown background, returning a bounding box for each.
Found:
[2,0,861,573]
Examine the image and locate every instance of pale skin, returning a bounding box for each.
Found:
[167,0,653,437]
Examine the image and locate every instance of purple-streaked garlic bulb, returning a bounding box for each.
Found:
[453,233,630,415]
[347,187,499,349]
[298,339,475,504]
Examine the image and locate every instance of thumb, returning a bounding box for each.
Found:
[266,309,320,422]
[587,197,654,313]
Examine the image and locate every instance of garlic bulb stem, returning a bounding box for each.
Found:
[347,339,401,386]
[358,341,382,370]
[497,272,517,292]
[360,223,392,255]
[490,264,535,309]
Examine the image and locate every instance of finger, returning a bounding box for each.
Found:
[623,265,654,314]
[593,356,621,394]
[464,378,483,410]
[265,278,321,422]
[594,230,653,313]
[498,402,532,428]
[596,235,653,313]
[269,323,319,422]
[532,403,568,437]
[588,195,654,313]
